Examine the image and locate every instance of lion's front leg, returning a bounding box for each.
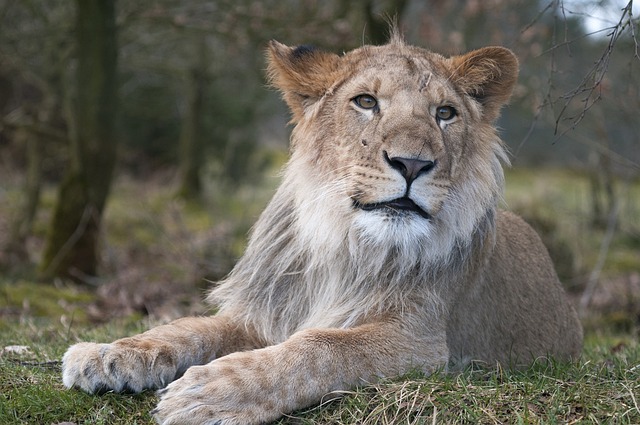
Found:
[62,315,261,394]
[152,320,448,425]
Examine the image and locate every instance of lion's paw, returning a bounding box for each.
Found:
[62,341,178,394]
[152,356,283,425]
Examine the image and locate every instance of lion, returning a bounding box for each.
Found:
[62,32,583,425]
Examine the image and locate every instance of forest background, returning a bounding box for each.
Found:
[1,0,639,340]
[0,1,639,423]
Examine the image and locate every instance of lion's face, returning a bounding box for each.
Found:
[268,37,518,260]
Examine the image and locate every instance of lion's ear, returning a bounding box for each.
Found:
[267,41,341,123]
[449,47,519,122]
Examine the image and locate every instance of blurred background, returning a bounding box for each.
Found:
[0,0,638,334]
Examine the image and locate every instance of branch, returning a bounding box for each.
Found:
[1,116,68,144]
[550,1,638,134]
[579,190,622,316]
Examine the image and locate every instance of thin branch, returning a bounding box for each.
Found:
[1,116,68,144]
[551,1,638,134]
[579,189,623,316]
[522,1,555,34]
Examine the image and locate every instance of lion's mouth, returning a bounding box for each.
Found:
[353,197,431,220]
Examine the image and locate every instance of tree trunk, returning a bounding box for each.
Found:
[39,0,117,282]
[16,128,42,246]
[2,93,63,269]
[177,39,208,200]
[589,112,616,229]
[1,126,41,267]
[363,0,408,44]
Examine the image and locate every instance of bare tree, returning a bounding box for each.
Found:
[39,0,118,282]
[0,1,73,268]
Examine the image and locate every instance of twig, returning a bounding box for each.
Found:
[550,1,637,135]
[1,116,68,143]
[7,359,62,370]
[579,192,622,316]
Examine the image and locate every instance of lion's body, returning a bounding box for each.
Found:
[62,34,582,425]
[447,210,582,367]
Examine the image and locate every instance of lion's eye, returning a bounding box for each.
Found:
[353,94,378,110]
[436,106,457,121]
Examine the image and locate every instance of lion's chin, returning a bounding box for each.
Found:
[353,197,431,220]
[348,209,463,269]
[351,207,434,242]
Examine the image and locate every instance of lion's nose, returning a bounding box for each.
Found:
[384,151,435,185]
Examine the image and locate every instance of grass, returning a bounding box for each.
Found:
[0,166,639,424]
[0,280,94,324]
[0,320,638,424]
[285,343,640,424]
[504,168,640,278]
[0,317,158,424]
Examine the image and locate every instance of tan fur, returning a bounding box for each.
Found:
[62,34,582,425]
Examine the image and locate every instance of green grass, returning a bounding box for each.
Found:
[0,318,638,424]
[0,318,158,425]
[0,280,94,325]
[504,168,640,278]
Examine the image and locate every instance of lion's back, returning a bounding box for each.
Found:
[446,210,583,368]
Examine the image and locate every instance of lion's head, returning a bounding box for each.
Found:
[211,35,519,340]
[266,34,518,266]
